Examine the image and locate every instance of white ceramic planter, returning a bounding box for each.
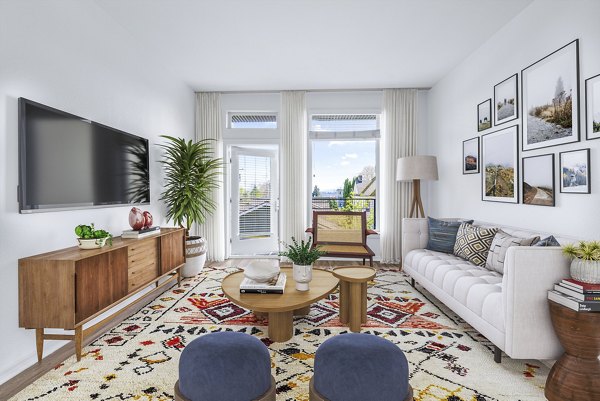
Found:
[77,237,108,249]
[570,258,600,284]
[181,236,207,277]
[293,263,313,291]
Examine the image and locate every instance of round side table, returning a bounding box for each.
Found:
[545,300,600,401]
[332,266,376,332]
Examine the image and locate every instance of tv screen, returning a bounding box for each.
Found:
[18,98,150,213]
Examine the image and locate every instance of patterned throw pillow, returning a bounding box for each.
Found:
[426,217,474,254]
[485,231,540,274]
[533,235,561,247]
[453,223,498,267]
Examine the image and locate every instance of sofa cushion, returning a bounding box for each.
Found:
[453,223,498,267]
[533,235,561,246]
[486,231,540,274]
[426,217,473,254]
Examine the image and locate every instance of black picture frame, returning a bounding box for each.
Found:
[463,136,480,174]
[585,73,600,140]
[559,148,590,194]
[477,99,492,132]
[494,74,518,126]
[481,125,519,203]
[521,39,580,151]
[522,154,555,207]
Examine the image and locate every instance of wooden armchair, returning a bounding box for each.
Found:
[309,211,375,266]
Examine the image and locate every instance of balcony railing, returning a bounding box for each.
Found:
[311,197,377,229]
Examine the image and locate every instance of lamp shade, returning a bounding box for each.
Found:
[396,156,438,181]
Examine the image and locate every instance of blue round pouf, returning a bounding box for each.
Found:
[178,332,272,401]
[313,333,410,401]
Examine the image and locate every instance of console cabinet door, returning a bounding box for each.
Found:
[160,231,185,275]
[75,248,128,323]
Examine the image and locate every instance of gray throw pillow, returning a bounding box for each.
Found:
[533,235,561,247]
[486,231,540,274]
[453,223,498,267]
[426,217,474,254]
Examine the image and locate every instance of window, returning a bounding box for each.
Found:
[310,114,379,229]
[228,112,277,129]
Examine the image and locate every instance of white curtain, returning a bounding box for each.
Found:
[381,89,418,264]
[195,92,225,261]
[280,91,307,247]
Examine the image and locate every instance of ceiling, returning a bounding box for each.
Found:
[94,0,534,91]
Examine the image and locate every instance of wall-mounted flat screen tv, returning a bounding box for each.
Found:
[18,98,150,213]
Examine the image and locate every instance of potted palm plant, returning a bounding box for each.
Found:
[279,237,324,291]
[159,135,222,277]
[563,241,600,284]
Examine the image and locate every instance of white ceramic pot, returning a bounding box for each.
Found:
[570,258,600,284]
[181,236,207,277]
[77,237,108,249]
[293,263,313,291]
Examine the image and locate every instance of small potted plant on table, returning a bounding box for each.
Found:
[75,223,113,249]
[279,237,324,291]
[563,241,600,284]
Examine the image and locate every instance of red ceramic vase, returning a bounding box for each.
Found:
[143,211,153,229]
[129,207,145,230]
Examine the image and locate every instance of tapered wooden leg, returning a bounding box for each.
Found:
[36,328,44,362]
[294,305,311,316]
[349,282,362,332]
[361,282,368,323]
[177,269,181,287]
[75,326,83,361]
[268,311,294,342]
[339,281,349,324]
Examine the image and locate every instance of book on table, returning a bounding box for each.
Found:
[560,278,600,293]
[240,273,286,294]
[548,289,600,312]
[554,283,600,301]
[122,226,161,239]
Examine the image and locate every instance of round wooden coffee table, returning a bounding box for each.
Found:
[545,300,600,401]
[332,266,376,332]
[222,267,339,342]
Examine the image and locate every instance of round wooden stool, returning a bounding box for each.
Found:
[332,266,376,332]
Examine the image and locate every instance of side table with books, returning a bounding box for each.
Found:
[545,278,600,401]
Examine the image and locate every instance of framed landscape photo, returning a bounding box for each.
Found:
[463,137,480,174]
[477,99,492,132]
[560,148,590,194]
[585,73,600,140]
[481,125,519,203]
[494,74,518,125]
[522,39,579,151]
[522,154,555,206]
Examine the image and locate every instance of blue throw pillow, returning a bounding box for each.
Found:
[533,235,560,246]
[426,217,474,254]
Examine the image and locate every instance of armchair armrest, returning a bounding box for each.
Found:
[502,246,569,359]
[401,218,428,263]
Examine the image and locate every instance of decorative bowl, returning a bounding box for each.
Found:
[78,237,108,249]
[243,261,280,282]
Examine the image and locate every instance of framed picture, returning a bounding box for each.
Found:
[481,125,519,203]
[477,99,492,132]
[560,148,590,193]
[522,39,579,151]
[585,73,600,140]
[494,74,518,125]
[522,154,555,206]
[463,137,480,174]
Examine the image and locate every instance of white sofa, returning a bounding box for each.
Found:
[401,218,572,363]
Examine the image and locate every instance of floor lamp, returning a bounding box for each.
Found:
[396,156,438,218]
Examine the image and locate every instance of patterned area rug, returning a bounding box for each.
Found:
[11,266,548,401]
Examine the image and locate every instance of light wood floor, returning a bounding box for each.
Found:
[0,258,398,399]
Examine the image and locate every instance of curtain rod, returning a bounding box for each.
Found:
[196,87,430,95]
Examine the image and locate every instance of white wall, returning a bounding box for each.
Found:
[427,0,600,239]
[0,1,194,383]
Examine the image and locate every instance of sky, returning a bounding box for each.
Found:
[463,138,478,159]
[495,75,516,107]
[523,155,553,187]
[484,129,516,167]
[312,140,376,192]
[478,100,490,121]
[592,79,600,122]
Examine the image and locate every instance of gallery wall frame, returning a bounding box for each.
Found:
[477,99,492,132]
[559,148,590,194]
[481,125,519,203]
[494,74,519,126]
[521,39,580,151]
[463,136,480,174]
[585,73,600,140]
[522,153,555,207]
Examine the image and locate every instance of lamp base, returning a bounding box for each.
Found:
[409,179,425,218]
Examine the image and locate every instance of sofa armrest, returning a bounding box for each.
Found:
[502,246,569,359]
[402,218,428,264]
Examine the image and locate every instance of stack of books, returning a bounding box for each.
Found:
[548,278,600,312]
[122,226,161,239]
[240,272,286,294]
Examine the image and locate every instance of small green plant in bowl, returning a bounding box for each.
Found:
[563,241,600,284]
[279,236,324,265]
[75,223,113,249]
